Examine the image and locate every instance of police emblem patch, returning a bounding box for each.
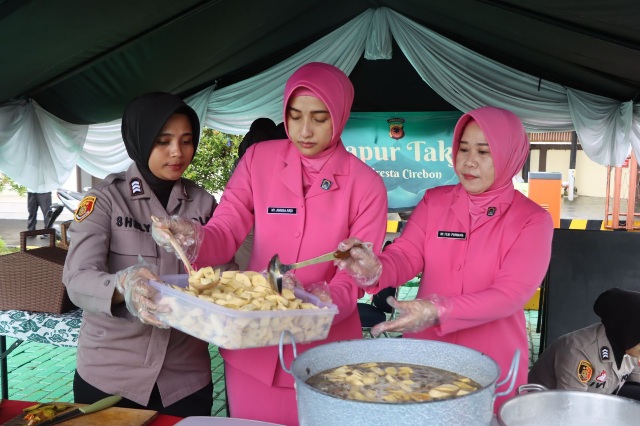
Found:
[130,178,144,195]
[387,118,406,140]
[577,360,593,383]
[75,196,97,222]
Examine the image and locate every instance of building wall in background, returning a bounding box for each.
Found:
[529,149,609,198]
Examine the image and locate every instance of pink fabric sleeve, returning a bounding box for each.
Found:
[193,149,256,269]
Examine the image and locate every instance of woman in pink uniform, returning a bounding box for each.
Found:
[338,106,554,410]
[152,62,388,425]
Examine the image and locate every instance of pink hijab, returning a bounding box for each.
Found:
[451,106,530,224]
[283,62,354,192]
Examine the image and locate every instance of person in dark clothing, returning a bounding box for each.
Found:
[274,121,287,139]
[529,287,640,400]
[231,118,280,174]
[27,191,52,231]
[238,118,278,158]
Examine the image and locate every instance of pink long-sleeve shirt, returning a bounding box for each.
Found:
[374,183,553,408]
[194,138,388,387]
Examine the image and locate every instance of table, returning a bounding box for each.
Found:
[0,309,81,399]
[0,399,182,425]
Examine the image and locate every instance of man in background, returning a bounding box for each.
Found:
[26,190,52,231]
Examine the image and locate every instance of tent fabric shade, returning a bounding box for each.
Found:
[3,0,639,122]
[1,2,640,191]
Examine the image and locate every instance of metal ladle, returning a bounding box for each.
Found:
[267,244,362,293]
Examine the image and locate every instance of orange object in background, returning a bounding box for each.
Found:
[528,172,562,228]
[524,288,541,310]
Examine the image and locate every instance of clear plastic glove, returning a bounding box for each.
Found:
[370,295,450,337]
[151,215,203,262]
[308,281,332,303]
[115,257,169,328]
[282,271,303,290]
[335,237,382,287]
[281,273,332,304]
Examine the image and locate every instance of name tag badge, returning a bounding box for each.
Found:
[268,207,297,214]
[437,230,467,240]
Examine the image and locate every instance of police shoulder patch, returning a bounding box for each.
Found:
[75,196,97,222]
[577,360,593,383]
[600,346,610,361]
[130,178,144,196]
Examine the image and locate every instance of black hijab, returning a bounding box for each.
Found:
[593,287,640,369]
[121,92,200,207]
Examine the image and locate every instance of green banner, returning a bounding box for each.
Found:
[342,111,462,211]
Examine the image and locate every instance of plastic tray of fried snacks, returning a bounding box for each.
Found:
[148,269,338,350]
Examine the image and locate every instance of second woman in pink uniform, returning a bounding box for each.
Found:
[339,106,554,410]
[152,62,388,425]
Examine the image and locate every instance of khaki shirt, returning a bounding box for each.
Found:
[62,163,217,406]
[529,322,640,394]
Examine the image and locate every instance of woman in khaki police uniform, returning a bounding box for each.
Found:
[529,287,640,400]
[62,92,219,416]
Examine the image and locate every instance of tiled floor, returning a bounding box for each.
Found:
[2,279,541,416]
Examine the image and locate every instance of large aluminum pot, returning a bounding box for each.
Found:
[279,333,518,426]
[498,384,640,425]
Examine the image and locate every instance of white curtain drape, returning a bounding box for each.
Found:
[0,100,87,192]
[77,119,132,179]
[2,7,639,192]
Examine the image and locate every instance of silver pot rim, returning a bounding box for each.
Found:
[284,336,517,401]
[498,385,640,425]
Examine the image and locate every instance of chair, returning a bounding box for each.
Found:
[358,286,397,338]
[58,220,72,249]
[0,229,74,314]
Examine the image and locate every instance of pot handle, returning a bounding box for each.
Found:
[494,349,520,397]
[516,383,548,395]
[278,330,298,374]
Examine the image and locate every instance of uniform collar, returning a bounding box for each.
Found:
[280,142,350,199]
[125,163,192,206]
[451,184,516,230]
[596,323,614,364]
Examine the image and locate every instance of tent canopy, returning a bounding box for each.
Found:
[3,0,639,124]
